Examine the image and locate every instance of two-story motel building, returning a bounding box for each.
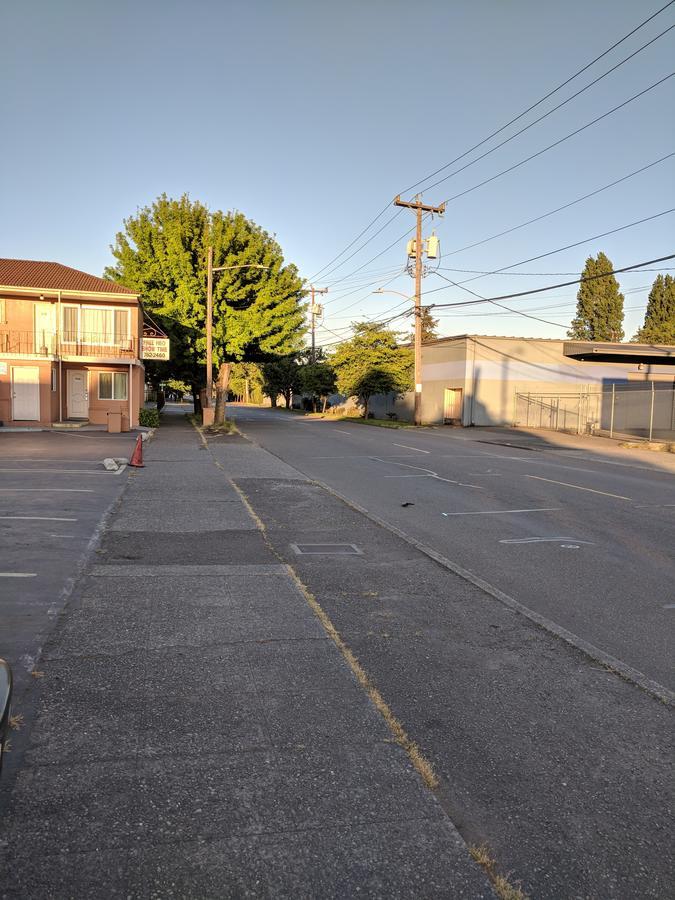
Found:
[0,258,145,428]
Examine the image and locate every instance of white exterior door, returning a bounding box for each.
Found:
[11,367,40,421]
[67,369,89,418]
[34,302,54,355]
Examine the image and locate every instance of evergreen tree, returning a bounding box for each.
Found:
[331,323,413,418]
[418,307,439,342]
[634,274,675,344]
[105,194,306,419]
[568,252,624,341]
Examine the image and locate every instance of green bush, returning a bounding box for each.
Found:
[139,407,160,428]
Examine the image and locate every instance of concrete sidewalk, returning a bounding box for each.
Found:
[0,412,493,898]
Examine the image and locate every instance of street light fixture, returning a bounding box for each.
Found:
[205,246,269,407]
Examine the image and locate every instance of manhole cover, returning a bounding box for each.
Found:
[291,543,363,555]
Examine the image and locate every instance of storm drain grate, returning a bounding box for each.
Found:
[291,543,363,556]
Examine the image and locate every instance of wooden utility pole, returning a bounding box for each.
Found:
[309,285,328,363]
[206,246,213,406]
[393,194,445,425]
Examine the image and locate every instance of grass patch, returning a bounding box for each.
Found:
[187,413,238,435]
[341,416,414,429]
[9,713,24,730]
[470,845,527,900]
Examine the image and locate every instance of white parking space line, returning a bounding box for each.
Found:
[441,508,562,516]
[0,468,118,476]
[0,488,95,493]
[393,443,430,454]
[0,516,78,521]
[335,430,352,435]
[524,474,632,501]
[499,536,593,544]
[0,572,37,577]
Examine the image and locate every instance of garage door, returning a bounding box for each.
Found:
[11,367,40,421]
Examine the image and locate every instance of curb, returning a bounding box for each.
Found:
[238,425,673,708]
[314,478,675,708]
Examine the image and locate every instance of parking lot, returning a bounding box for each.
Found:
[0,430,138,732]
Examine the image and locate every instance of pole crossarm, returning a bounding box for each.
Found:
[394,195,446,215]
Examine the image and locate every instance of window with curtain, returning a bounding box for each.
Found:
[99,371,128,400]
[62,306,129,344]
[63,306,78,342]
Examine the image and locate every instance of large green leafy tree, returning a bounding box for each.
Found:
[105,194,306,418]
[330,323,413,418]
[568,252,625,341]
[634,274,675,344]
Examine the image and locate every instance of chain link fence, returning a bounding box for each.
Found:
[514,383,675,440]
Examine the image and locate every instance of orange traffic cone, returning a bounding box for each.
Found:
[129,435,144,467]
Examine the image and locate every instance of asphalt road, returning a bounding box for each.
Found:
[232,406,675,689]
[0,430,137,714]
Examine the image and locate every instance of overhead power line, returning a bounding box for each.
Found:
[399,0,675,196]
[306,2,675,283]
[442,152,675,258]
[420,24,675,197]
[439,73,675,206]
[427,252,675,310]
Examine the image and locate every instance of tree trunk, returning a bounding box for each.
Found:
[322,396,327,413]
[284,390,291,409]
[363,396,369,418]
[192,386,202,416]
[270,395,277,408]
[214,362,232,425]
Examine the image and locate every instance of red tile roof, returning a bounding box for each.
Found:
[0,258,137,295]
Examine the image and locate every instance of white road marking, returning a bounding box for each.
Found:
[663,604,675,609]
[393,443,430,454]
[524,474,632,501]
[0,488,95,493]
[0,572,37,577]
[0,468,118,476]
[384,474,431,478]
[0,516,77,521]
[335,430,352,435]
[499,536,593,544]
[371,457,483,490]
[633,503,675,509]
[441,507,561,516]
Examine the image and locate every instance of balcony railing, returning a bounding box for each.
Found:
[0,330,138,359]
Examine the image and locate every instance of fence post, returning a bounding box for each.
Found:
[526,393,530,428]
[610,384,615,438]
[648,381,655,441]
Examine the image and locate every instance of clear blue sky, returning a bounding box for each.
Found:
[1,0,673,341]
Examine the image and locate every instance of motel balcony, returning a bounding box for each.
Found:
[0,330,140,361]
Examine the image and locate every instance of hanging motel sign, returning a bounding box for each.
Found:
[141,322,170,361]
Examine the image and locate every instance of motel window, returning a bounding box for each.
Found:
[51,369,57,391]
[63,306,130,344]
[98,371,128,401]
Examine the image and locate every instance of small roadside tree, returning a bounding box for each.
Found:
[634,274,675,344]
[568,252,625,341]
[261,355,303,408]
[300,358,337,412]
[330,323,413,418]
